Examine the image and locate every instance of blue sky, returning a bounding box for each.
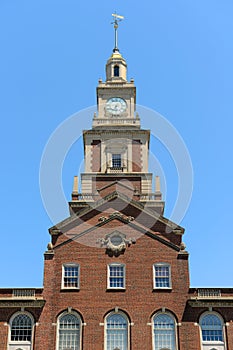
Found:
[0,0,233,287]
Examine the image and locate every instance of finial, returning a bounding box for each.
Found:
[155,176,161,192]
[111,12,124,52]
[72,175,78,194]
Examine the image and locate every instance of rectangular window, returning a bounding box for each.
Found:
[62,264,79,289]
[108,264,125,289]
[153,264,171,289]
[112,154,121,168]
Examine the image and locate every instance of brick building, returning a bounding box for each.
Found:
[0,17,233,350]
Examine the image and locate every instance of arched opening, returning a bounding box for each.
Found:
[57,311,81,350]
[114,65,120,77]
[153,312,177,350]
[8,312,34,350]
[200,312,226,350]
[105,312,129,350]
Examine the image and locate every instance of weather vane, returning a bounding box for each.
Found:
[111,12,124,52]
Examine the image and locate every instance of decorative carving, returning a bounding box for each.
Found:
[98,216,108,222]
[108,211,134,222]
[98,230,136,256]
[109,211,124,218]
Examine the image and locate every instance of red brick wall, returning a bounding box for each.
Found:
[227,321,233,350]
[93,176,141,194]
[36,231,190,350]
[0,320,8,350]
[91,140,101,172]
[132,139,142,172]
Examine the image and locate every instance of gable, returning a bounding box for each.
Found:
[51,209,182,254]
[50,193,184,255]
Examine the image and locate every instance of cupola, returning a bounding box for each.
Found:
[106,51,127,82]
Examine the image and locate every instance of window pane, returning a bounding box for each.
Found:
[112,154,121,168]
[59,314,80,350]
[114,65,120,77]
[64,265,79,288]
[109,265,124,288]
[201,314,223,342]
[155,265,170,288]
[11,314,32,341]
[153,314,176,350]
[106,314,128,350]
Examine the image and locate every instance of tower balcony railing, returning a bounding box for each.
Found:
[72,193,99,201]
[107,166,127,173]
[92,117,140,127]
[139,193,162,201]
[72,192,162,202]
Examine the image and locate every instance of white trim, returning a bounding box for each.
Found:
[8,311,35,350]
[56,310,82,350]
[104,311,129,350]
[107,263,126,289]
[199,311,226,350]
[152,311,178,350]
[153,263,172,290]
[61,263,80,290]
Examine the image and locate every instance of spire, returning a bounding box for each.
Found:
[105,13,127,82]
[111,13,124,53]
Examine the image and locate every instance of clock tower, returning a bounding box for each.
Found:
[70,15,164,216]
[95,49,136,121]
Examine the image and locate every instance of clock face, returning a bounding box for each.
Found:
[106,97,127,115]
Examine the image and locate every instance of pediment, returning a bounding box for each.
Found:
[49,191,184,251]
[49,209,184,253]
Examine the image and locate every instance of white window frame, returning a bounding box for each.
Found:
[152,312,178,350]
[104,311,129,350]
[8,311,34,350]
[62,263,80,290]
[56,311,82,350]
[107,263,125,289]
[153,263,172,289]
[199,312,226,350]
[112,153,122,168]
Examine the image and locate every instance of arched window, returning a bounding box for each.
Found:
[200,313,225,349]
[57,311,81,350]
[8,312,34,350]
[114,65,120,77]
[105,312,129,350]
[153,313,177,350]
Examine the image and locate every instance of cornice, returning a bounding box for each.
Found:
[0,299,45,308]
[50,190,184,235]
[188,299,233,308]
